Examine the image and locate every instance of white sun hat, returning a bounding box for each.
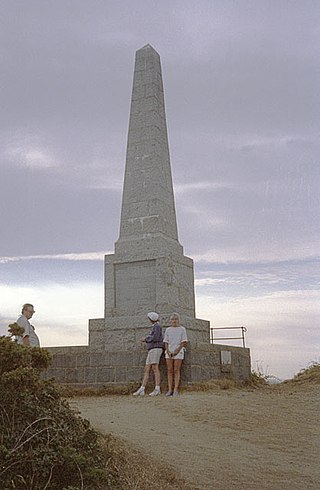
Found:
[147,312,159,321]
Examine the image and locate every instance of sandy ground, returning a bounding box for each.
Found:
[72,384,320,490]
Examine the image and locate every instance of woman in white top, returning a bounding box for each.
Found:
[163,312,188,396]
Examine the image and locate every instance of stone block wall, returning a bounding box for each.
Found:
[103,254,195,321]
[44,343,251,387]
[185,343,251,382]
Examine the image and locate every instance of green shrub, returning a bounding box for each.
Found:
[250,370,269,386]
[8,322,25,338]
[0,337,112,489]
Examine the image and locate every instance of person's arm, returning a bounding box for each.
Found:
[163,329,173,357]
[164,341,173,358]
[139,324,155,344]
[172,341,187,356]
[17,317,30,345]
[144,328,154,343]
[145,323,160,343]
[22,335,30,346]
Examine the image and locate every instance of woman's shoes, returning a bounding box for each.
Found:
[134,388,179,397]
[133,386,145,396]
[149,388,161,397]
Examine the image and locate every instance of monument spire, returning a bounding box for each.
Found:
[116,44,181,256]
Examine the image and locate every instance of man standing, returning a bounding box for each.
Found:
[16,303,40,347]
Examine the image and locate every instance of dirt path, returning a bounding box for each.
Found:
[72,385,320,489]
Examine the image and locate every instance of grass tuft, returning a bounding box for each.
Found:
[57,383,138,398]
[250,370,269,387]
[289,362,320,384]
[99,434,198,490]
[184,378,250,392]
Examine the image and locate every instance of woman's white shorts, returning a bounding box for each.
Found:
[146,348,163,365]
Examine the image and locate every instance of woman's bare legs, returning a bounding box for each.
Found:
[141,364,151,387]
[166,358,174,393]
[166,358,183,393]
[151,363,161,387]
[173,359,183,393]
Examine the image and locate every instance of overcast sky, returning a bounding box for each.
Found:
[1,0,319,380]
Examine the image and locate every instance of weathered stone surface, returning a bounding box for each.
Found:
[65,367,85,384]
[46,346,89,355]
[43,368,66,383]
[127,367,145,382]
[115,367,128,383]
[76,354,91,368]
[114,260,156,315]
[96,368,115,383]
[84,368,97,384]
[117,45,178,246]
[44,344,250,386]
[54,355,77,369]
[90,353,110,367]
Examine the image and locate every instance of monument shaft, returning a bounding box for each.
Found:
[117,44,179,249]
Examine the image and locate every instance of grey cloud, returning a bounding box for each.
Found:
[195,260,320,295]
[0,258,103,285]
[0,162,121,255]
[0,1,319,266]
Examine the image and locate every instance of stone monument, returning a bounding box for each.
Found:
[89,44,210,351]
[45,45,251,385]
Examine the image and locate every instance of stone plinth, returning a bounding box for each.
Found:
[89,316,210,351]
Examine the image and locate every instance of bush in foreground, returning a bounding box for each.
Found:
[0,337,113,490]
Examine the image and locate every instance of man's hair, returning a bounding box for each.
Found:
[22,303,34,314]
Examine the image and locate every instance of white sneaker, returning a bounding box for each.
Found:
[133,387,145,396]
[149,389,161,397]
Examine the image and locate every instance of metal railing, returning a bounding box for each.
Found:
[210,326,247,348]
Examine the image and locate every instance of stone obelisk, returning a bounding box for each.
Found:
[89,44,210,350]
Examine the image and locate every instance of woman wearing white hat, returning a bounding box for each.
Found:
[133,312,164,397]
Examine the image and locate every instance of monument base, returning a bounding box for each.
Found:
[89,315,211,350]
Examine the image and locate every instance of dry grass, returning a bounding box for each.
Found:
[58,375,265,399]
[58,382,138,398]
[58,363,320,401]
[286,362,320,385]
[99,433,199,490]
[183,377,249,392]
